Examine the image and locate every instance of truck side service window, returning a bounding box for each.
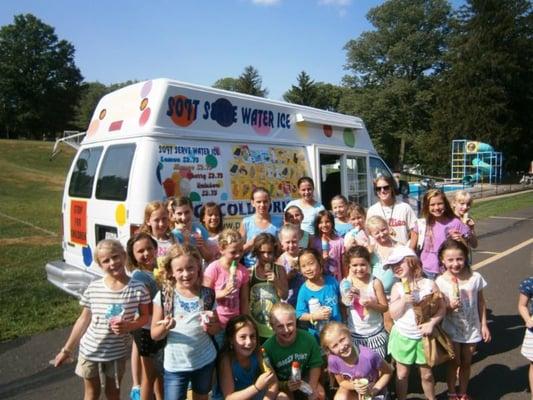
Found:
[95,144,136,201]
[347,155,368,207]
[319,153,341,209]
[68,147,103,198]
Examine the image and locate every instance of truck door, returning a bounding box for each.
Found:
[318,150,370,209]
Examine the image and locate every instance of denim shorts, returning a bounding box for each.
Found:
[164,360,215,400]
[423,271,439,280]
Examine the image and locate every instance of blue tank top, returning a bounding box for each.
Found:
[242,215,281,267]
[231,353,265,399]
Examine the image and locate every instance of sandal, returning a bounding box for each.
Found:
[457,395,471,400]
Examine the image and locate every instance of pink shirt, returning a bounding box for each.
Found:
[310,235,344,281]
[204,260,250,327]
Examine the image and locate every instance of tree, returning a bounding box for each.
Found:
[313,82,346,112]
[431,0,533,173]
[284,71,345,112]
[212,77,239,92]
[70,82,108,131]
[342,0,451,171]
[236,65,268,97]
[212,66,268,97]
[283,71,318,105]
[70,80,138,131]
[0,14,83,139]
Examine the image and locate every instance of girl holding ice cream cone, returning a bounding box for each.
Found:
[248,233,288,342]
[340,246,389,359]
[436,239,490,400]
[386,246,446,400]
[321,322,392,400]
[54,240,151,400]
[151,244,221,400]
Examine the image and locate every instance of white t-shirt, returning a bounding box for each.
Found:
[436,272,487,343]
[366,200,416,245]
[392,278,435,340]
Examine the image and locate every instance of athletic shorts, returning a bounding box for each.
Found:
[132,328,165,357]
[387,326,426,365]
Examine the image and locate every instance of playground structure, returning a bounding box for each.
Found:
[451,140,503,185]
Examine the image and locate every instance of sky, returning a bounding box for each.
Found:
[0,0,463,100]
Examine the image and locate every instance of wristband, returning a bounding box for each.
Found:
[61,347,72,355]
[253,383,260,392]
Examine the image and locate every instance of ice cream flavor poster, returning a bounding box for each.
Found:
[158,144,223,202]
[229,145,307,200]
[156,143,307,204]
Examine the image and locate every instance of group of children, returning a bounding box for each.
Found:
[54,176,493,400]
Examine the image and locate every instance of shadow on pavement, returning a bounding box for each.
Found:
[473,310,524,363]
[0,337,30,356]
[0,364,75,399]
[469,363,529,399]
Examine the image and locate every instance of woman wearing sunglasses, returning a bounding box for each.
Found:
[366,175,417,246]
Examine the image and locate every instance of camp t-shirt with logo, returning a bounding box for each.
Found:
[263,329,323,381]
[366,200,416,246]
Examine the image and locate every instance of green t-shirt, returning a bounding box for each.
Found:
[263,329,323,381]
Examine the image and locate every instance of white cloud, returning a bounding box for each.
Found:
[318,0,351,17]
[252,0,281,5]
[318,0,351,6]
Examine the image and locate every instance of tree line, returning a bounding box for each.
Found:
[0,0,531,176]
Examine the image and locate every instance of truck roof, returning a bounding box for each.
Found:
[84,78,377,153]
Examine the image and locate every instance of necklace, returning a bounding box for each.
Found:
[380,202,396,237]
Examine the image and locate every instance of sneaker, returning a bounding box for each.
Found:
[130,386,141,400]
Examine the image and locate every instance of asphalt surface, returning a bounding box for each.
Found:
[1,205,532,400]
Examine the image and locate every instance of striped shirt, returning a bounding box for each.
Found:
[79,278,150,362]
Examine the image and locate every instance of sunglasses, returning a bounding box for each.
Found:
[376,185,390,192]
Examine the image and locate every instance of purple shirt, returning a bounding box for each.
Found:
[415,217,469,274]
[327,346,382,383]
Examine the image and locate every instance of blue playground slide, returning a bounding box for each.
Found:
[462,156,492,185]
[461,142,494,185]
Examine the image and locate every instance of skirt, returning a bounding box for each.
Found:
[351,327,389,359]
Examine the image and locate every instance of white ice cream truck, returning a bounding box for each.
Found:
[45,78,395,297]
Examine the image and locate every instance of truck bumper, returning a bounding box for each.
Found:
[45,260,101,298]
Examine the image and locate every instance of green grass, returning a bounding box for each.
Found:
[0,139,79,342]
[0,245,82,340]
[472,191,533,220]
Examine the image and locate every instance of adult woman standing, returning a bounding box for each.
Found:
[284,176,325,236]
[366,175,416,246]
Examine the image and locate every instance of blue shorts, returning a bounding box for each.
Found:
[423,271,439,280]
[164,360,215,400]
